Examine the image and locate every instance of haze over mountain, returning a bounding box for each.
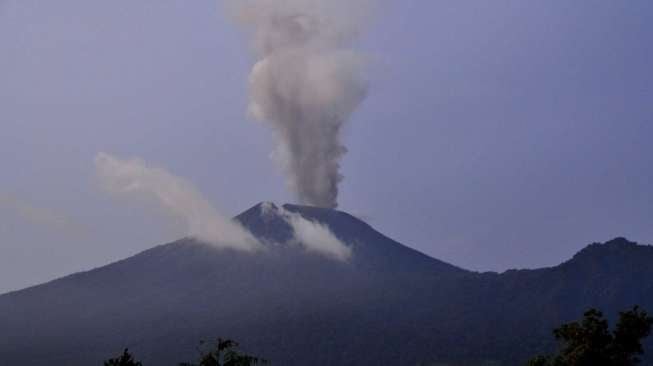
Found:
[1,203,652,366]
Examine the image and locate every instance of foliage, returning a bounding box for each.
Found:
[104,348,142,366]
[180,338,268,366]
[527,306,653,366]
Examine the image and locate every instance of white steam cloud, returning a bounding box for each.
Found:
[262,202,352,261]
[232,0,370,208]
[286,212,352,261]
[94,153,260,251]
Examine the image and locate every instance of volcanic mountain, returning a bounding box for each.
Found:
[1,203,652,365]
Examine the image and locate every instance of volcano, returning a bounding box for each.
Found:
[1,203,652,365]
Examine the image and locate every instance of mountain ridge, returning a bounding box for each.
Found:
[1,202,652,366]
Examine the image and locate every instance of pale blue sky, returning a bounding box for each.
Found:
[1,0,652,293]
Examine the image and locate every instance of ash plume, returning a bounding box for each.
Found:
[232,0,370,208]
[94,153,261,251]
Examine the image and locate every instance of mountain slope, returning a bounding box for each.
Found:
[0,204,652,366]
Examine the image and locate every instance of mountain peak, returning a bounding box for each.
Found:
[567,237,653,268]
[231,201,463,273]
[235,202,371,243]
[603,236,638,246]
[579,237,642,254]
[235,202,294,243]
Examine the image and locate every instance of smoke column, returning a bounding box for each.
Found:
[232,0,369,208]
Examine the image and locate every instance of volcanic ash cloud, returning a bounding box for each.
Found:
[233,0,370,208]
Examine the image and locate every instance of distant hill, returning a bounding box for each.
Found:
[1,203,652,366]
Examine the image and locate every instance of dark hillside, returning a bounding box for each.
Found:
[1,204,651,366]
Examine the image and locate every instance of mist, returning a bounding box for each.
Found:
[0,194,83,237]
[231,0,370,208]
[94,153,261,251]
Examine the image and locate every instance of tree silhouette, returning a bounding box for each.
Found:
[104,348,142,366]
[179,338,267,366]
[527,306,653,366]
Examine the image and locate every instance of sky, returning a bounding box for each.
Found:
[1,0,652,293]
